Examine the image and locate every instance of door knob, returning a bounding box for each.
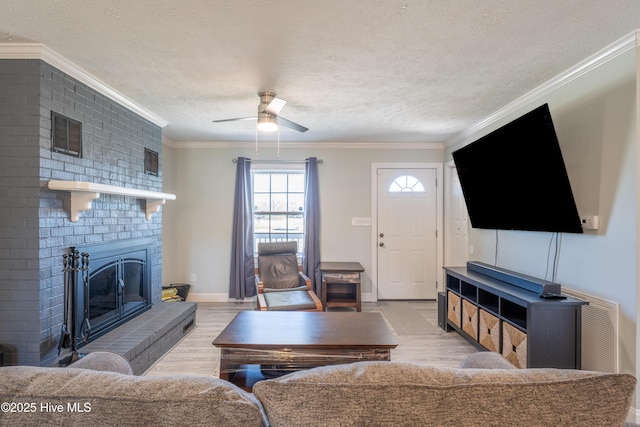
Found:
[379,233,384,238]
[379,242,384,247]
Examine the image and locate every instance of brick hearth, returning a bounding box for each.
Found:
[71,302,197,375]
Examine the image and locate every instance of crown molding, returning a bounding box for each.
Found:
[0,43,168,128]
[446,30,639,148]
[165,140,444,150]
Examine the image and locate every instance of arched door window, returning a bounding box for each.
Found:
[388,175,425,192]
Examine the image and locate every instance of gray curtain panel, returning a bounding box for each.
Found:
[229,157,256,299]
[303,157,321,294]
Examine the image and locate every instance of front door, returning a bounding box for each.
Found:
[377,168,437,299]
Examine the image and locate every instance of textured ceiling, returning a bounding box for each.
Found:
[0,0,639,144]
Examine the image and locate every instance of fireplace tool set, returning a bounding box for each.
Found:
[58,250,91,365]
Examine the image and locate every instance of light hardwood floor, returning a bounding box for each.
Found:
[144,300,478,377]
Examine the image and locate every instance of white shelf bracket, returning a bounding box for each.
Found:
[146,198,166,221]
[69,191,100,222]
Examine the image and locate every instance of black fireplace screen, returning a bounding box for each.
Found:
[59,239,152,354]
[85,251,147,334]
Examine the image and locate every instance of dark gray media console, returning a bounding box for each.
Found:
[443,262,587,369]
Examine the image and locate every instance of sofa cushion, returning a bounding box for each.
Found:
[457,351,516,369]
[252,361,635,427]
[68,351,133,374]
[0,366,266,427]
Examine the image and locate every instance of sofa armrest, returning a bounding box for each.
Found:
[458,352,516,369]
[69,351,133,375]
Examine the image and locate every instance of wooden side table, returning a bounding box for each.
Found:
[319,262,364,312]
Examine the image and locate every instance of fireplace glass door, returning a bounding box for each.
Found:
[72,240,152,346]
[121,253,146,316]
[86,250,147,335]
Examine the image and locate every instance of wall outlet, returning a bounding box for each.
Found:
[580,215,599,230]
[191,274,197,283]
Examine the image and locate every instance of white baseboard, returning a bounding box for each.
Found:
[362,292,376,302]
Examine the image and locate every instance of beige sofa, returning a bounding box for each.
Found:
[0,351,635,426]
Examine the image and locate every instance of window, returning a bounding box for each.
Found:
[389,175,425,192]
[253,171,305,254]
[51,112,82,157]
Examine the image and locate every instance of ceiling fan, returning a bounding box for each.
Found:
[212,91,309,133]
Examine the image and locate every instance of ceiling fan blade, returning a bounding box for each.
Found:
[264,97,287,115]
[277,116,309,132]
[212,116,256,123]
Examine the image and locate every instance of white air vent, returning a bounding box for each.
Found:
[563,287,619,373]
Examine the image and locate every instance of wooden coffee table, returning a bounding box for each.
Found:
[212,311,398,390]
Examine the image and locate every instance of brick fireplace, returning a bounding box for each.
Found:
[66,239,153,351]
[0,58,166,366]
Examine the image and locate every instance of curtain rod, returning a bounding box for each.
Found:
[232,158,323,164]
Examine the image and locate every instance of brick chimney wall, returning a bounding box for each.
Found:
[0,59,164,366]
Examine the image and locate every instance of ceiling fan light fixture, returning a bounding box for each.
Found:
[212,91,307,133]
[257,113,278,132]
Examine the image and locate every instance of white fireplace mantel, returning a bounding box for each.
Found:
[47,180,176,222]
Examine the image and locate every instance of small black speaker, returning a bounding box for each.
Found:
[437,292,446,330]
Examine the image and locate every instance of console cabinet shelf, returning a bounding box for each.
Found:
[444,263,587,369]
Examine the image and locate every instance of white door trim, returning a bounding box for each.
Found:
[370,162,443,302]
[444,160,456,267]
[444,160,470,268]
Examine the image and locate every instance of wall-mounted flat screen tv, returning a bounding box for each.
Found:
[452,103,583,234]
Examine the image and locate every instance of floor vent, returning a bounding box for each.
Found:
[563,288,619,373]
[183,318,195,334]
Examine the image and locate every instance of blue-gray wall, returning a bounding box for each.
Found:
[0,59,164,366]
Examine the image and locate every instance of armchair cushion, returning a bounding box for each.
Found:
[258,253,301,289]
[262,285,308,293]
[258,241,298,256]
[262,290,320,311]
[255,241,322,311]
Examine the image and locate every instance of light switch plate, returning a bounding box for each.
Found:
[352,218,371,226]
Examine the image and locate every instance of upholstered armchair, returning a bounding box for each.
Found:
[255,241,323,311]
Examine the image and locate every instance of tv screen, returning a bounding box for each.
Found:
[452,104,583,234]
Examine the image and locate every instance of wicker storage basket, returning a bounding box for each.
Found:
[462,299,478,340]
[502,322,527,368]
[447,291,461,328]
[479,309,500,352]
